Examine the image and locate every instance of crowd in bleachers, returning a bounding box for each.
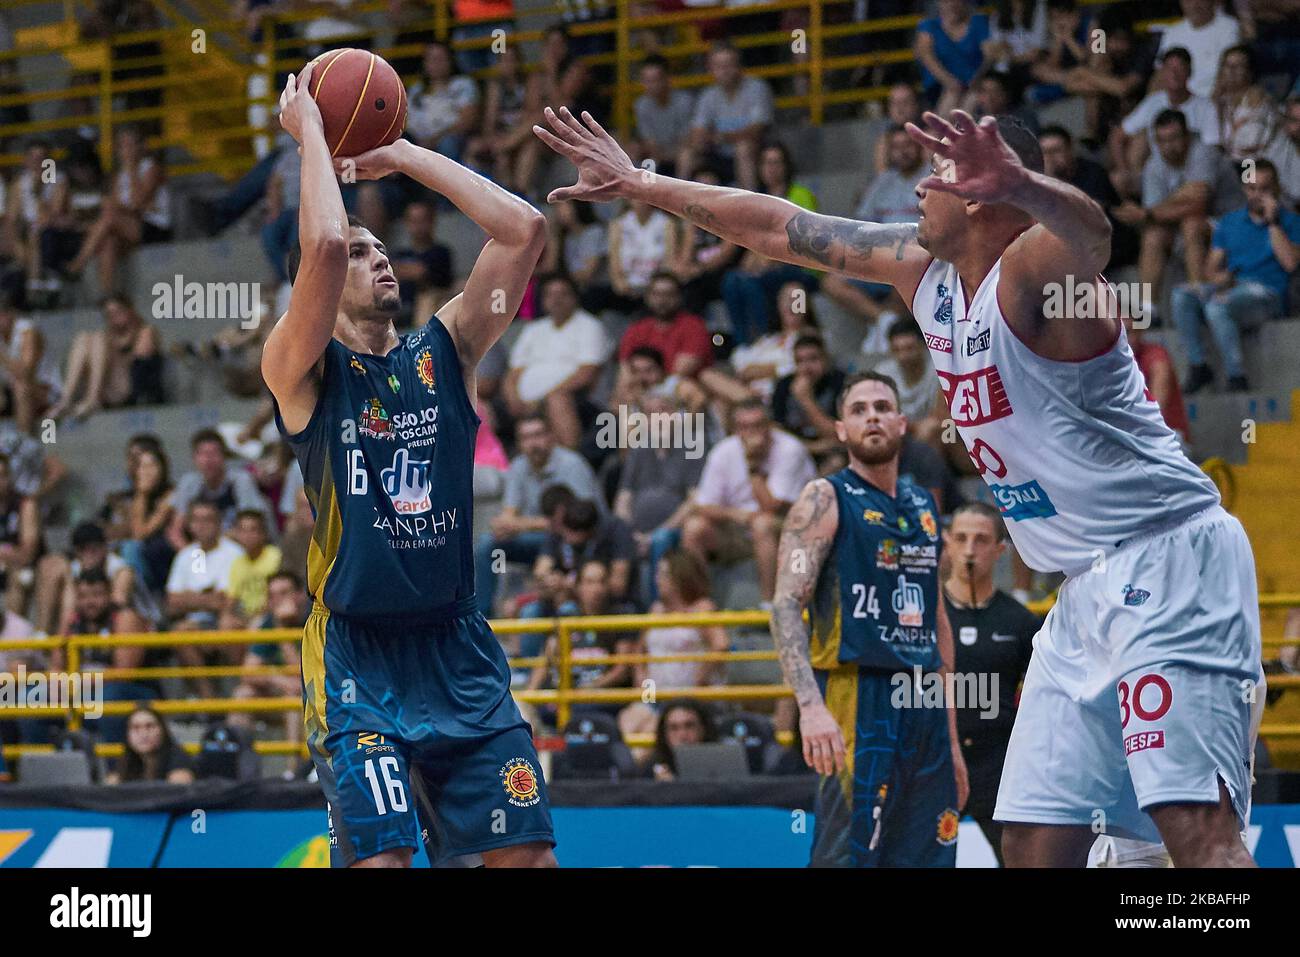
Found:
[1,0,1300,782]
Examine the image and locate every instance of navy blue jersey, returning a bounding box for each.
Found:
[809,469,943,672]
[275,317,478,618]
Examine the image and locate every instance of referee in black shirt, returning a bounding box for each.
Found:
[941,503,1040,866]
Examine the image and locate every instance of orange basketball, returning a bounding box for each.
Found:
[304,48,407,158]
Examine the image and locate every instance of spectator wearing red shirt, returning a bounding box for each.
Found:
[616,271,713,382]
[1123,316,1190,447]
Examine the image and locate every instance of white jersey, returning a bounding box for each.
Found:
[912,256,1220,577]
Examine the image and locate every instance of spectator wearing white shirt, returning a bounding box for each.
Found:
[597,200,677,315]
[1111,47,1219,199]
[505,274,612,449]
[165,499,246,699]
[1156,0,1240,99]
[683,399,816,605]
[1264,96,1300,209]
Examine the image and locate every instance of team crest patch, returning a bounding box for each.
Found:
[919,510,938,540]
[415,348,437,394]
[876,538,899,570]
[500,758,541,807]
[1122,583,1151,607]
[934,283,953,325]
[359,397,395,440]
[937,809,959,846]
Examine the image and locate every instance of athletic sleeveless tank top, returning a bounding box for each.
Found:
[809,469,943,673]
[275,316,478,619]
[911,256,1220,577]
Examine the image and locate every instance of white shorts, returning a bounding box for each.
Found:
[994,506,1264,844]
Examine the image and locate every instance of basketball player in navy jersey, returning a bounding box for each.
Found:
[265,64,555,867]
[535,105,1262,868]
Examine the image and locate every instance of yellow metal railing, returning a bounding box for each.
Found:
[4,600,1300,765]
[1,0,1161,177]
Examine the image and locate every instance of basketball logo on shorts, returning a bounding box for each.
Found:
[937,809,959,846]
[500,758,541,807]
[1122,583,1150,606]
[415,348,437,394]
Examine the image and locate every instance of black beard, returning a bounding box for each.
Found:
[374,290,402,314]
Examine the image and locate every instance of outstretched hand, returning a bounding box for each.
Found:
[532,106,638,203]
[905,110,1028,205]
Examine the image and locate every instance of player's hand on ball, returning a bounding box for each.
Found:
[279,61,324,144]
[334,141,405,181]
[905,110,1027,205]
[533,107,637,204]
[800,701,847,776]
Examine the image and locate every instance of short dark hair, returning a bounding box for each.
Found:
[71,521,107,550]
[1252,157,1280,190]
[288,214,368,283]
[837,371,901,416]
[190,428,228,454]
[733,397,768,419]
[538,272,578,297]
[269,569,304,591]
[950,501,1007,542]
[995,115,1043,174]
[793,333,826,353]
[887,316,924,342]
[539,484,577,518]
[1161,46,1192,69]
[187,499,221,518]
[628,345,665,369]
[561,498,600,534]
[234,508,268,528]
[1039,124,1073,146]
[1154,108,1189,133]
[980,70,1017,101]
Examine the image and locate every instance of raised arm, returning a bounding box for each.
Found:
[341,139,546,383]
[906,110,1114,347]
[534,107,931,297]
[769,478,845,776]
[260,62,349,434]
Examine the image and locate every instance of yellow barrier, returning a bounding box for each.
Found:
[1,0,1154,176]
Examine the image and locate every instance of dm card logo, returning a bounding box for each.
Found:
[415,348,437,394]
[937,809,959,846]
[876,538,899,570]
[891,574,925,627]
[359,398,395,440]
[1122,583,1151,606]
[934,283,953,325]
[500,757,541,807]
[380,447,433,515]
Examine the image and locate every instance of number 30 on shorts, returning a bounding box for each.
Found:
[363,756,408,815]
[1117,673,1173,729]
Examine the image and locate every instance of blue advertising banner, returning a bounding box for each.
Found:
[2,805,1299,867]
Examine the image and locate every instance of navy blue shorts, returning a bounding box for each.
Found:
[303,600,555,867]
[810,666,958,867]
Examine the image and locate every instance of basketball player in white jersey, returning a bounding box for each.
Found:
[534,106,1263,867]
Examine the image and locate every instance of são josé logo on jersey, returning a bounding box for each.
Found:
[934,283,953,325]
[359,397,395,441]
[380,447,433,514]
[891,574,925,627]
[1122,583,1151,606]
[500,757,541,807]
[415,348,437,394]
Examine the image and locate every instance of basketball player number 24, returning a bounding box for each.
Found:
[851,584,881,619]
[364,756,408,815]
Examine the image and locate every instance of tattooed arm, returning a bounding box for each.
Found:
[769,478,847,776]
[533,107,933,300]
